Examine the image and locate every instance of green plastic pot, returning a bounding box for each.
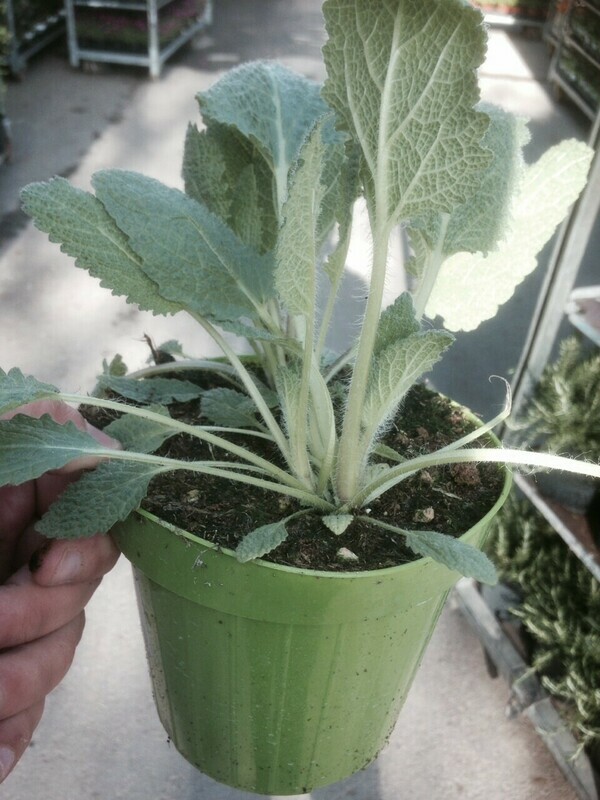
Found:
[112,467,511,795]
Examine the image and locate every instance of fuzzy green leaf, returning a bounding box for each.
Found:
[92,170,274,322]
[201,388,261,429]
[362,330,454,435]
[406,528,498,584]
[409,105,530,276]
[426,139,594,331]
[0,415,108,486]
[36,460,164,539]
[276,365,303,444]
[322,0,491,226]
[182,122,232,221]
[97,375,203,405]
[104,407,175,453]
[0,368,59,414]
[198,62,329,206]
[373,293,420,356]
[235,519,290,562]
[20,178,178,316]
[183,122,279,254]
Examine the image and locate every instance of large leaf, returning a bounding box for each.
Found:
[198,62,329,208]
[235,519,290,562]
[92,170,274,323]
[0,368,59,414]
[426,139,593,331]
[408,105,530,275]
[322,0,490,226]
[406,528,497,584]
[36,460,164,539]
[20,178,178,316]
[0,415,108,486]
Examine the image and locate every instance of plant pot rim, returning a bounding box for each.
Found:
[136,455,511,581]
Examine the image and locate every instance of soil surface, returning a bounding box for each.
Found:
[84,378,505,572]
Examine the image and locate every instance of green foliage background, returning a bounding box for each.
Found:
[486,495,600,753]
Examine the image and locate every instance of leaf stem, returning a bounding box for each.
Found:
[192,316,295,472]
[352,446,600,509]
[61,392,301,491]
[88,446,336,510]
[336,226,390,502]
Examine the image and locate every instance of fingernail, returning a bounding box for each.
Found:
[0,746,16,782]
[52,550,84,583]
[29,540,52,573]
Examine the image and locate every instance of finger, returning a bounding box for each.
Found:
[30,534,120,587]
[0,613,85,721]
[0,700,45,784]
[0,484,36,582]
[0,569,98,649]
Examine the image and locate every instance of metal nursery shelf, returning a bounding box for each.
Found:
[547,0,600,121]
[457,66,600,800]
[509,109,600,578]
[65,0,212,77]
[2,0,65,74]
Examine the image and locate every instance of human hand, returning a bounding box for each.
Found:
[0,400,121,783]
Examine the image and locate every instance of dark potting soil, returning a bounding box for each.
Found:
[83,380,505,572]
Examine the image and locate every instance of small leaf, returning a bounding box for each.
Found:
[0,368,59,414]
[373,293,420,357]
[235,519,289,562]
[97,375,203,405]
[322,514,354,535]
[36,460,164,539]
[103,354,128,377]
[201,388,260,428]
[362,330,454,438]
[406,529,498,584]
[0,415,107,486]
[104,407,174,453]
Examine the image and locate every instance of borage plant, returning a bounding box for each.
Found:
[1,0,597,585]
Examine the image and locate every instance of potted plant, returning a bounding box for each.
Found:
[509,336,600,513]
[0,0,598,794]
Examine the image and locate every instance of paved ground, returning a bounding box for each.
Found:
[0,1,597,797]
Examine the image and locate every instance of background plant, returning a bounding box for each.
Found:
[510,336,600,459]
[487,495,600,753]
[0,0,596,583]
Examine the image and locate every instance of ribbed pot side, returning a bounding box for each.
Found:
[112,466,511,795]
